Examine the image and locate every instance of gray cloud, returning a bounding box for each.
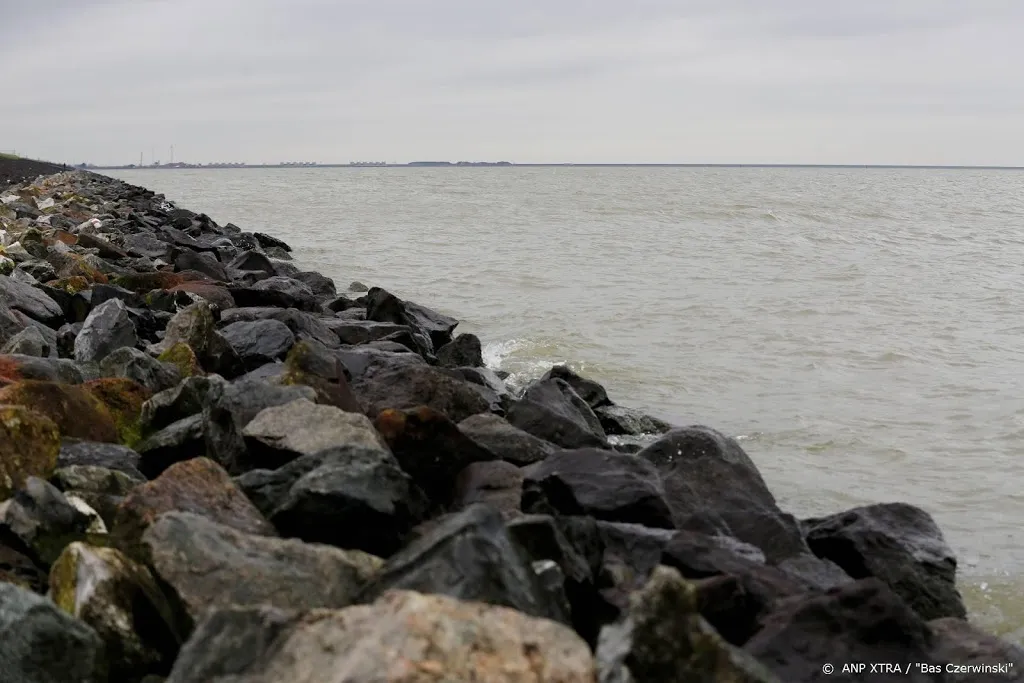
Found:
[1,0,1022,165]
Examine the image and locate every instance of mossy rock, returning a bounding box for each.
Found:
[0,405,60,500]
[49,251,109,284]
[44,275,91,294]
[113,271,188,294]
[0,256,14,276]
[84,378,151,448]
[281,341,361,412]
[156,342,202,378]
[0,380,119,443]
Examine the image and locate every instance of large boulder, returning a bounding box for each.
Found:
[242,398,387,469]
[236,445,426,558]
[276,339,361,411]
[149,301,241,378]
[803,503,966,620]
[220,319,295,371]
[436,332,484,367]
[0,405,60,500]
[357,503,568,624]
[0,582,105,683]
[0,273,64,326]
[638,426,808,562]
[99,346,182,393]
[166,590,595,683]
[928,617,1024,682]
[229,276,319,311]
[112,457,276,555]
[596,565,780,683]
[57,440,142,479]
[1,476,96,565]
[221,307,340,347]
[364,286,459,350]
[507,378,609,449]
[744,579,940,682]
[0,380,120,443]
[175,249,228,281]
[452,460,524,518]
[595,404,673,437]
[74,298,138,362]
[1,325,55,358]
[458,412,557,466]
[49,542,183,681]
[356,363,490,422]
[0,353,85,385]
[522,448,675,529]
[51,464,144,528]
[374,406,497,507]
[142,511,382,621]
[324,319,410,346]
[542,364,612,409]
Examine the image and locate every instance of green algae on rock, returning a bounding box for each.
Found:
[84,378,151,447]
[0,404,60,499]
[157,342,202,378]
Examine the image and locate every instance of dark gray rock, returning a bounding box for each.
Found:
[220,319,295,371]
[175,250,228,281]
[227,249,275,276]
[57,440,144,479]
[236,445,426,557]
[0,582,105,683]
[355,363,490,422]
[458,413,556,466]
[542,364,612,410]
[595,404,673,436]
[252,232,291,252]
[220,307,339,348]
[356,503,568,624]
[928,617,1024,682]
[74,298,139,363]
[323,319,411,346]
[803,502,967,620]
[292,271,335,298]
[136,414,207,479]
[142,511,381,620]
[89,283,143,309]
[140,375,224,434]
[2,476,93,565]
[436,333,484,368]
[334,346,425,380]
[0,353,85,383]
[99,346,182,393]
[124,232,175,260]
[1,325,54,357]
[364,286,458,350]
[639,426,808,563]
[0,274,63,326]
[507,378,609,449]
[230,276,319,312]
[744,579,939,683]
[522,448,675,529]
[452,460,524,517]
[56,322,80,358]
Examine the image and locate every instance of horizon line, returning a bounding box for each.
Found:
[86,162,1024,171]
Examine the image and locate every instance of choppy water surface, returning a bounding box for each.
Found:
[111,166,1024,640]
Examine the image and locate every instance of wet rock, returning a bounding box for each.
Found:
[220,319,295,370]
[356,363,490,422]
[221,307,340,347]
[83,377,151,446]
[291,271,335,298]
[1,325,55,357]
[508,378,609,449]
[143,511,382,621]
[744,579,939,683]
[49,542,182,681]
[335,345,426,380]
[0,533,46,592]
[542,364,613,410]
[0,353,85,384]
[0,379,120,442]
[0,273,64,326]
[2,476,94,565]
[364,286,459,350]
[230,276,319,312]
[99,346,182,393]
[928,617,1024,682]
[452,460,524,517]
[458,412,557,466]
[436,332,484,368]
[324,319,411,346]
[57,440,143,479]
[56,322,80,357]
[803,502,967,620]
[125,232,175,260]
[639,426,808,562]
[596,565,780,683]
[74,298,138,362]
[0,581,105,683]
[174,250,227,281]
[595,404,673,436]
[139,375,221,434]
[51,464,144,527]
[252,232,291,252]
[242,398,387,469]
[522,448,674,529]
[112,457,275,555]
[374,406,496,507]
[277,339,361,411]
[357,503,567,623]
[237,445,425,558]
[168,281,236,310]
[135,415,206,477]
[166,590,595,683]
[227,249,275,276]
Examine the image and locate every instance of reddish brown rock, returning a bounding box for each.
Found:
[0,380,119,443]
[113,457,276,555]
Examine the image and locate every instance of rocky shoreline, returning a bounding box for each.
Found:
[0,164,1020,682]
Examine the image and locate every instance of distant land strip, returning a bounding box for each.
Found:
[80,161,1024,171]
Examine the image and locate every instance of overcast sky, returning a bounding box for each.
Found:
[3,0,1022,165]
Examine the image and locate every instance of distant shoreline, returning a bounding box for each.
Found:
[89,163,1024,171]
